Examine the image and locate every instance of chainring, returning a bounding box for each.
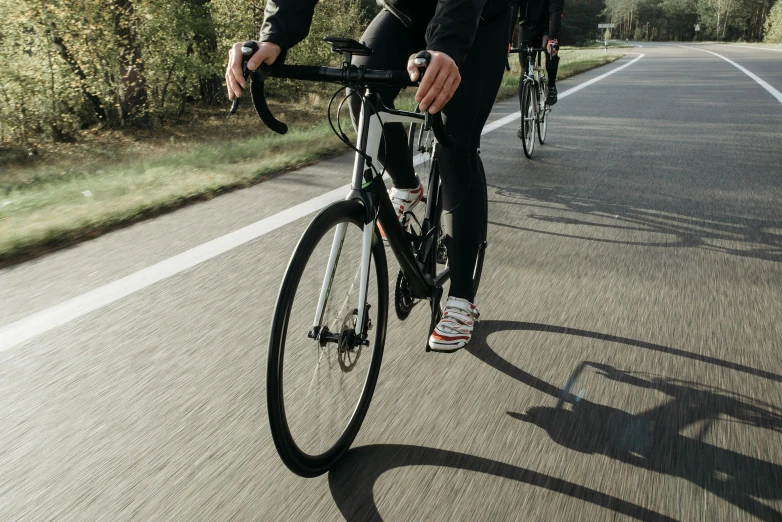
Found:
[394,270,417,320]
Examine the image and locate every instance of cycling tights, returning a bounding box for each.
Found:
[350,8,510,302]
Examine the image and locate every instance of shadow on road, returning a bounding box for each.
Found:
[466,320,782,520]
[328,443,677,522]
[469,320,782,387]
[327,321,782,520]
[511,364,782,521]
[487,185,782,263]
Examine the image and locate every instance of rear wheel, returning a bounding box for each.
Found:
[267,200,388,477]
[521,81,536,159]
[472,155,488,295]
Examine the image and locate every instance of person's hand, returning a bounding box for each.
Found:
[226,41,282,101]
[547,38,559,57]
[406,50,461,114]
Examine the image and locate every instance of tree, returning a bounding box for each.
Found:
[764,0,782,40]
[562,0,606,44]
[113,0,149,126]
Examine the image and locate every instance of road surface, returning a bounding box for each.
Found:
[1,43,781,521]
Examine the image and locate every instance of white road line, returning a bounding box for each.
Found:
[0,53,646,353]
[683,46,782,105]
[723,44,782,52]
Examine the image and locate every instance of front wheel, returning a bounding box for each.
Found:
[267,200,388,477]
[520,81,536,159]
[537,78,548,145]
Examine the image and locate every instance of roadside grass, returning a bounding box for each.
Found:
[0,48,623,264]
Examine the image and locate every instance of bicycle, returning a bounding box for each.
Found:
[232,38,488,477]
[509,45,550,158]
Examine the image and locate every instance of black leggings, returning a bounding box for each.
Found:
[350,8,510,302]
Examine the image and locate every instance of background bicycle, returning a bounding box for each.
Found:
[510,46,551,158]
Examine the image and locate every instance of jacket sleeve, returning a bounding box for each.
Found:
[548,0,564,40]
[259,0,319,51]
[425,0,489,69]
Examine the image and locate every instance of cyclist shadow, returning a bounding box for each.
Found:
[467,320,782,521]
[487,185,782,263]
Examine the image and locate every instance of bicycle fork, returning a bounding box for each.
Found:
[310,95,384,342]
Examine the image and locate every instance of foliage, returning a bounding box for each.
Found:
[0,0,369,149]
[561,0,608,45]
[765,0,782,42]
[604,0,774,40]
[0,0,775,152]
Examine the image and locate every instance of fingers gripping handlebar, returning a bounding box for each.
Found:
[230,41,453,147]
[229,41,259,114]
[412,51,453,148]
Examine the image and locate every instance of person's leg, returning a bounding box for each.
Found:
[439,10,511,303]
[517,22,543,137]
[348,9,423,189]
[428,9,510,350]
[542,33,560,88]
[518,21,534,107]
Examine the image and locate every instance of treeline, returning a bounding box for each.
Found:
[604,0,782,41]
[0,0,372,147]
[1,0,779,149]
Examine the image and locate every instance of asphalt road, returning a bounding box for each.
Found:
[2,43,782,521]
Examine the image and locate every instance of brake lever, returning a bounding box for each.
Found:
[413,51,454,148]
[230,41,259,114]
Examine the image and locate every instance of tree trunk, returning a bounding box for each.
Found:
[723,0,733,38]
[113,0,150,127]
[191,0,224,106]
[49,29,106,122]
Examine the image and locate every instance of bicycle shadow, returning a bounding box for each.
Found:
[466,320,782,521]
[327,443,677,522]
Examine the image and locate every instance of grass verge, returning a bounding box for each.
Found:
[0,48,622,265]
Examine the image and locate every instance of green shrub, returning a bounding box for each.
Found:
[765,1,782,42]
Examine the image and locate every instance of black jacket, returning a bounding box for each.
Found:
[260,0,512,68]
[512,0,564,39]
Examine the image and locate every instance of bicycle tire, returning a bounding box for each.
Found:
[537,78,548,145]
[521,81,536,159]
[267,199,388,477]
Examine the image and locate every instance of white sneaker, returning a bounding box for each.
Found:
[378,181,424,239]
[428,296,480,351]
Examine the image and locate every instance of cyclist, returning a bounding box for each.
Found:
[226,0,512,351]
[511,0,563,141]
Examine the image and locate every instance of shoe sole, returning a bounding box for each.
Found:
[428,337,469,353]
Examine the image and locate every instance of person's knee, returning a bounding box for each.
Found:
[437,148,482,211]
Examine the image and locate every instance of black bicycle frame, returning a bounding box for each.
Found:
[345,90,447,302]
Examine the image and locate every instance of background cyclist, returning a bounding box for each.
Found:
[225,0,513,351]
[512,0,563,142]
